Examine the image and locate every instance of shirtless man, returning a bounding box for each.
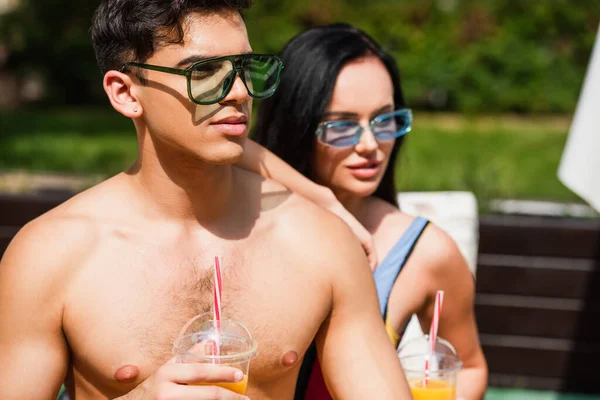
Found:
[0,1,412,399]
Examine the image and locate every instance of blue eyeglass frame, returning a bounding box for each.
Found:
[315,108,413,148]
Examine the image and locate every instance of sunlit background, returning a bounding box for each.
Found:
[1,1,599,399]
[1,0,598,206]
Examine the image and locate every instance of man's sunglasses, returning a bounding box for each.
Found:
[120,53,284,105]
[316,109,412,148]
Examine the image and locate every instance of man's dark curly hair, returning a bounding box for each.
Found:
[91,0,252,75]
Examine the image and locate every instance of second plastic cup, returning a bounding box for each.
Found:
[400,352,462,400]
[172,313,258,395]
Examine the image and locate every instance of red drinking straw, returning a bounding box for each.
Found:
[424,290,444,386]
[212,256,223,363]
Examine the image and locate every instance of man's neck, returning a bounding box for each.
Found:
[128,133,237,225]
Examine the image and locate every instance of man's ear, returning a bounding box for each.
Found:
[103,70,142,118]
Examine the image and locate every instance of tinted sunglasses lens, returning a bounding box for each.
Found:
[321,122,361,147]
[190,60,234,103]
[373,110,411,141]
[242,56,282,98]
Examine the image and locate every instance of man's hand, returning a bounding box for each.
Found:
[117,359,249,400]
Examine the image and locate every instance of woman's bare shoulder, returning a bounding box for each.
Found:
[408,222,472,289]
[365,196,469,280]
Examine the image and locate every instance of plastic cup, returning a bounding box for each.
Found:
[172,313,258,395]
[398,335,462,400]
[400,352,462,400]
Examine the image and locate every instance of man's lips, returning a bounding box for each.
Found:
[210,114,248,136]
[212,114,248,124]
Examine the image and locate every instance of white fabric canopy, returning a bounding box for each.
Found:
[558,23,600,212]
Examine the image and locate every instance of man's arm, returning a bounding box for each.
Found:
[313,218,412,399]
[238,139,377,269]
[0,221,71,400]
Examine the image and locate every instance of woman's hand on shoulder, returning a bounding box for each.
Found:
[326,197,378,270]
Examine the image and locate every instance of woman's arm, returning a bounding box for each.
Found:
[415,226,488,400]
[386,221,488,399]
[239,139,377,269]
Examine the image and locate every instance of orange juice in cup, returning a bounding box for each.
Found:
[409,378,456,400]
[400,353,462,400]
[192,375,248,394]
[173,313,258,395]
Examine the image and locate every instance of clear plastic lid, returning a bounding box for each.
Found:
[397,334,457,359]
[172,312,258,363]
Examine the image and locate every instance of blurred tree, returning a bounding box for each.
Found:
[0,0,103,105]
[0,0,597,112]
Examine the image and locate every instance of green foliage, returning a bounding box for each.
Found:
[0,0,597,112]
[0,0,104,104]
[246,0,599,113]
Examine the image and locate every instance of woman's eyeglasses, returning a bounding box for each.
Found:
[316,108,412,148]
[120,53,284,105]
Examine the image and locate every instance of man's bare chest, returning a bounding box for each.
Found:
[62,243,329,397]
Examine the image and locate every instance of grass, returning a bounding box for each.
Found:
[398,112,578,204]
[0,107,580,203]
[0,107,137,176]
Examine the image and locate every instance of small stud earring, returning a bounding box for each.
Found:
[133,107,138,113]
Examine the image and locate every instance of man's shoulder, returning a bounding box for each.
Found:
[253,172,332,223]
[0,208,101,316]
[1,178,123,276]
[269,192,368,266]
[2,206,100,271]
[239,170,368,267]
[265,184,346,235]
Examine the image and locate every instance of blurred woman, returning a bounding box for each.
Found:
[248,23,487,399]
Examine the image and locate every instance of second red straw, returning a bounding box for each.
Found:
[424,290,444,385]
